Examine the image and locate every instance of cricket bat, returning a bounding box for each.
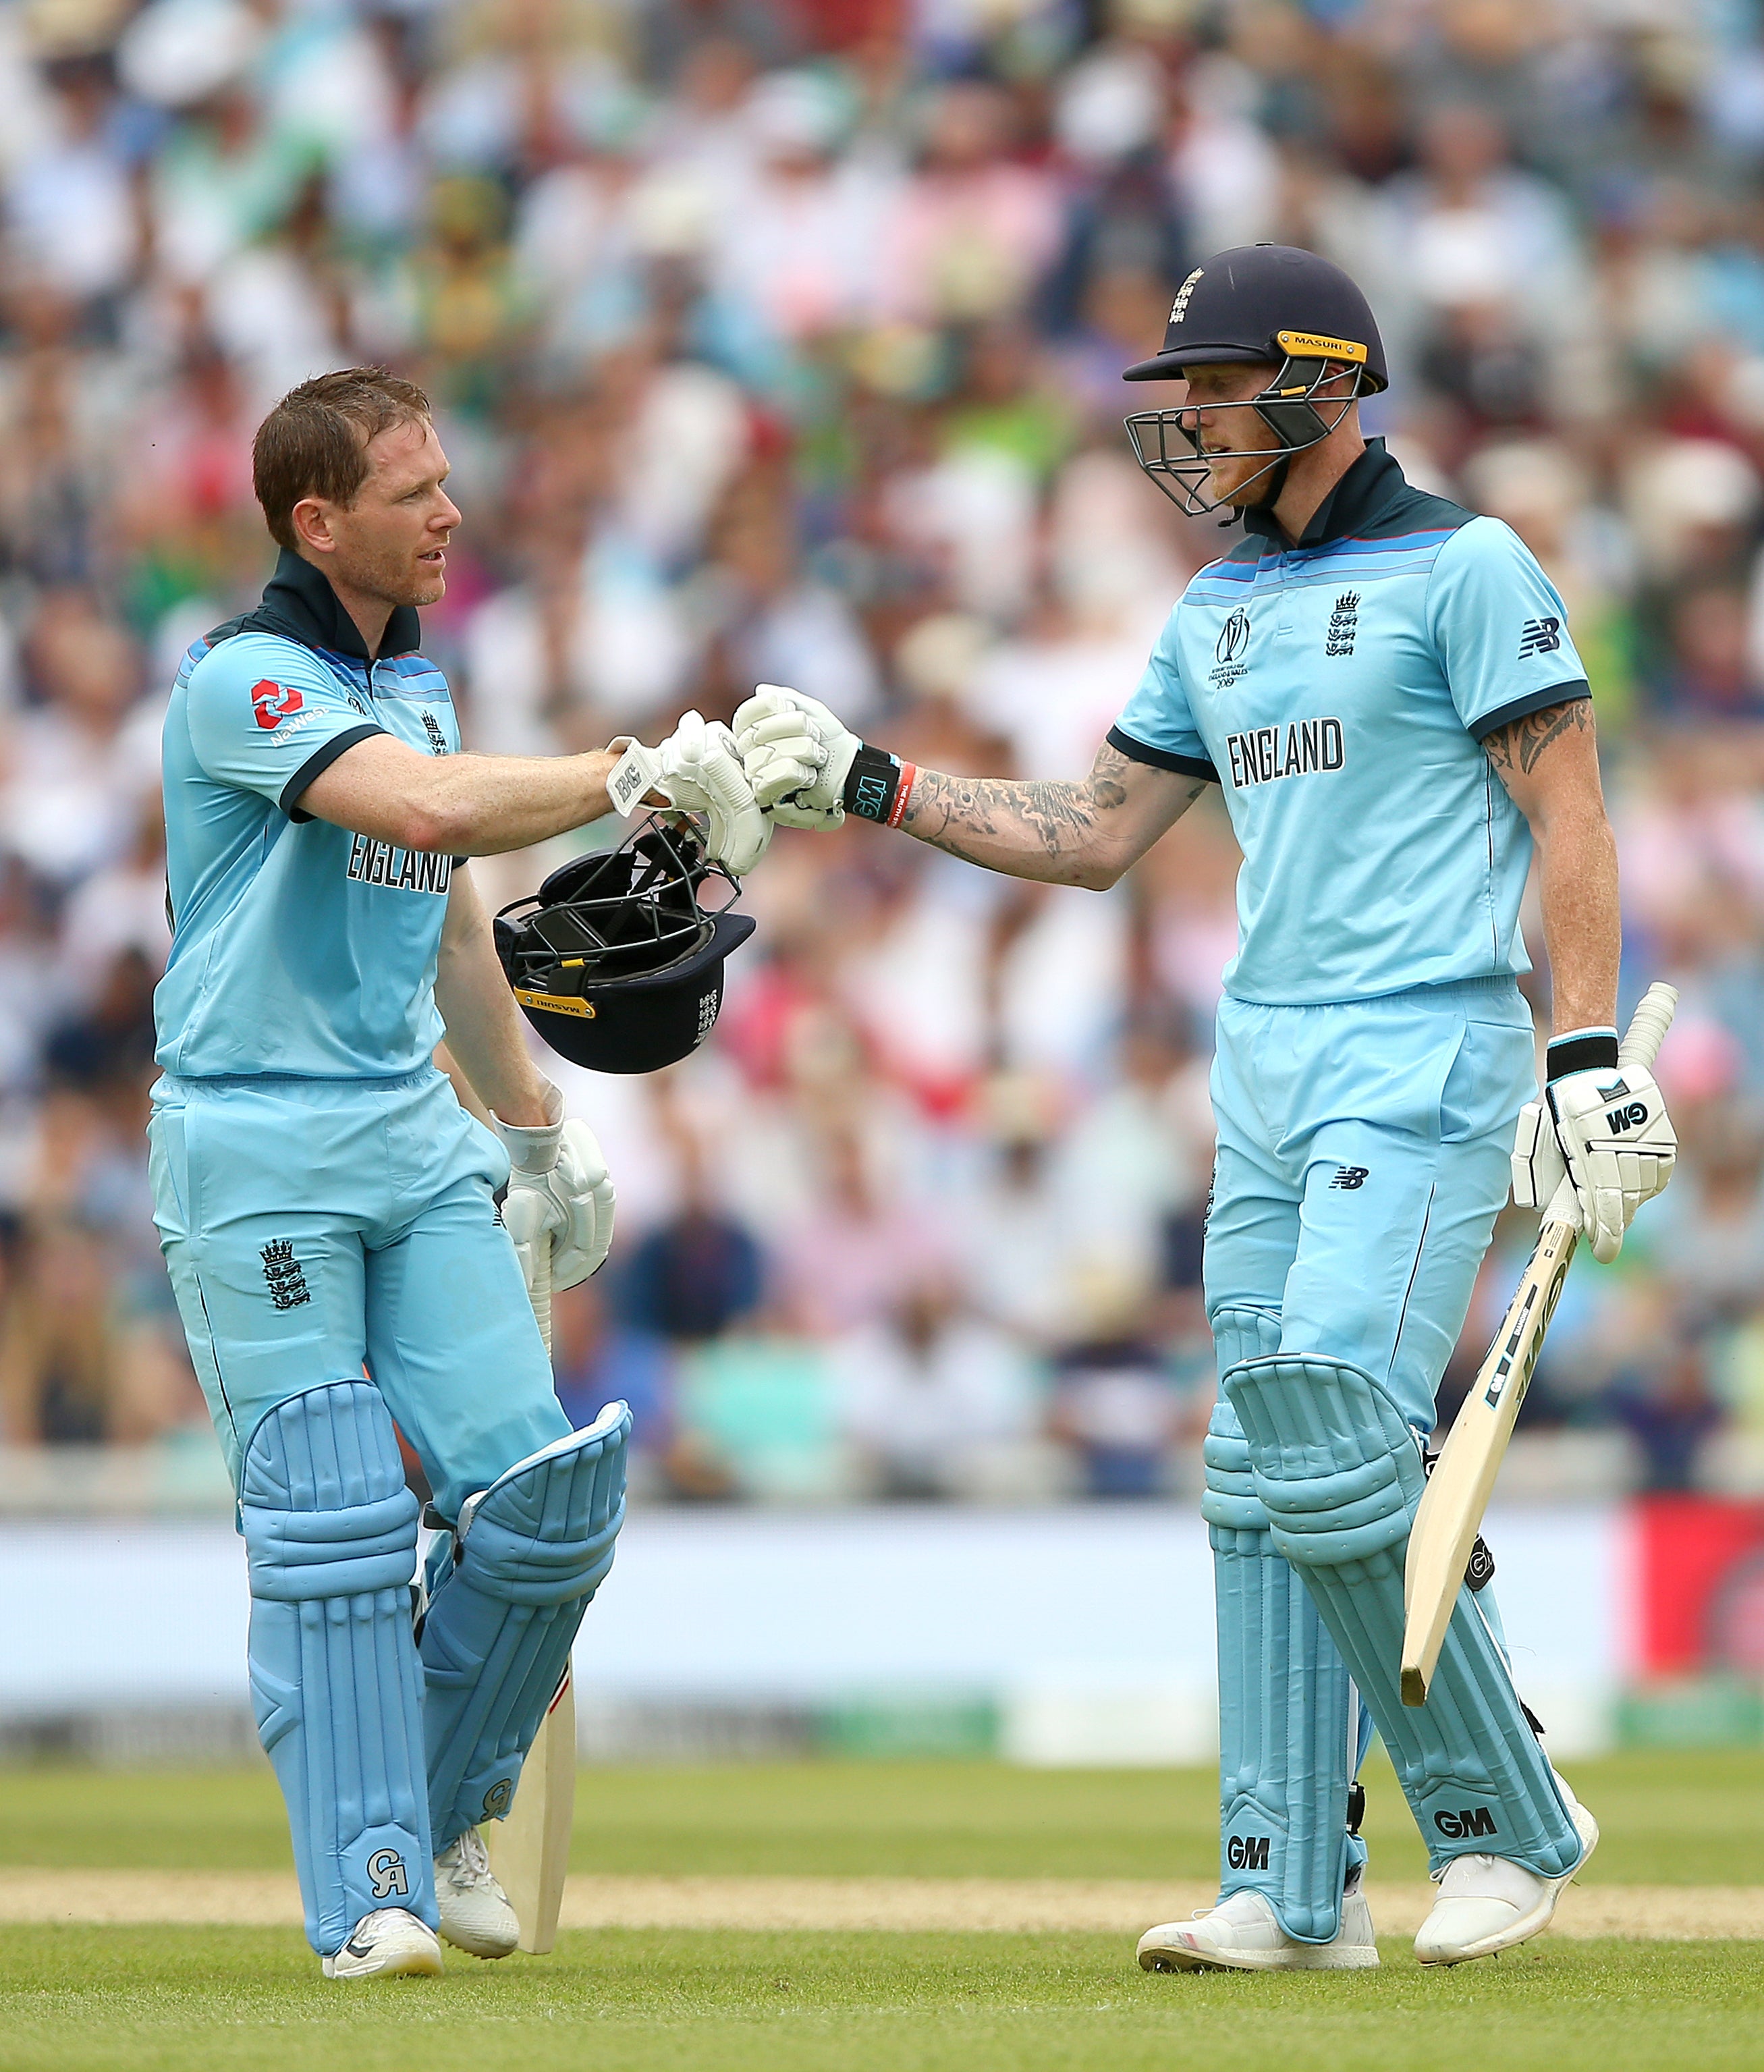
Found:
[1400,981,1678,1708]
[483,1235,577,1951]
[484,1664,576,1953]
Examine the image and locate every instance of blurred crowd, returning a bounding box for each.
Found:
[3,0,1764,1500]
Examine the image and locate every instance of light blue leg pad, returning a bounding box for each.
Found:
[240,1381,435,1956]
[420,1402,630,1848]
[1206,1305,1365,1942]
[1224,1354,1581,1878]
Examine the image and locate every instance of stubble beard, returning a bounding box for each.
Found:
[352,534,447,612]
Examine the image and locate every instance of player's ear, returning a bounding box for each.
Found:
[290,495,335,556]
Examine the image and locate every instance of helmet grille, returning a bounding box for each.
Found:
[496,817,737,993]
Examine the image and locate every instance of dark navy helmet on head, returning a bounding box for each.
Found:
[1122,244,1387,517]
[495,816,755,1074]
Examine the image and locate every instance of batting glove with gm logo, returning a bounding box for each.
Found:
[1512,1029,1676,1263]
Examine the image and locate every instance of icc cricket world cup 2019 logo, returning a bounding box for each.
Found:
[1211,607,1251,689]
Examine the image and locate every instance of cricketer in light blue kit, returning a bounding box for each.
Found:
[729,246,1676,1971]
[149,368,767,1980]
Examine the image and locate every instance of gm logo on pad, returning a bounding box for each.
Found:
[1434,1807,1497,1839]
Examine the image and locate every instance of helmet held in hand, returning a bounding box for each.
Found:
[494,816,756,1074]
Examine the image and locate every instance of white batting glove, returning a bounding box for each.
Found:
[1513,1032,1676,1263]
[497,1099,616,1294]
[733,684,858,829]
[654,709,773,875]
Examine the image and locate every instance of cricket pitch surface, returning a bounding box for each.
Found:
[3,1867,1761,1940]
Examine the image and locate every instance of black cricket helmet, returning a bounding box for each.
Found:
[1122,244,1387,516]
[495,815,756,1073]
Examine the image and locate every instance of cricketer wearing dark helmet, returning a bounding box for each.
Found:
[149,368,767,1979]
[732,247,1676,1971]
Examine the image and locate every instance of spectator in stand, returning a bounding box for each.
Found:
[616,1135,766,1342]
[1048,1273,1186,1500]
[831,1275,1045,1500]
[0,0,1757,1506]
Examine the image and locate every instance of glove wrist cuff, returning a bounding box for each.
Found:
[1547,1030,1620,1080]
[494,1082,565,1174]
[841,744,918,827]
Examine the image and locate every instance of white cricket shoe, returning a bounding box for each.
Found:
[1414,1787,1599,1966]
[321,1907,444,1980]
[1138,1872,1379,1973]
[435,1826,520,1959]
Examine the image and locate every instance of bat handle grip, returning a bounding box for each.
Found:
[1618,981,1678,1074]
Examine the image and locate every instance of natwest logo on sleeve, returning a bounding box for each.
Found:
[251,680,304,730]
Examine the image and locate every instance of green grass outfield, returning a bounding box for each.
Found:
[9,1748,1764,1883]
[3,1751,1763,2071]
[3,1928,1761,2072]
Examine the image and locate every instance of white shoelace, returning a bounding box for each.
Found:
[441,1827,495,1889]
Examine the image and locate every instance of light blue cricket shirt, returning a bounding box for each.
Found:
[156,551,460,1079]
[1111,441,1591,1006]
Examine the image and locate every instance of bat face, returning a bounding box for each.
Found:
[1480,1228,1574,1416]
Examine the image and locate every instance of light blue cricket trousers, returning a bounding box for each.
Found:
[1205,975,1534,1432]
[147,1068,569,1519]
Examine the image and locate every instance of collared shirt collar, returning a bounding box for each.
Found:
[254,549,422,662]
[1241,437,1406,550]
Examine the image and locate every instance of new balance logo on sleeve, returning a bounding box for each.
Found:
[1225,717,1344,790]
[1329,1166,1370,1190]
[1518,616,1562,657]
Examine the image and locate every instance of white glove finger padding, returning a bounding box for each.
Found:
[732,684,796,737]
[693,721,773,877]
[767,795,846,831]
[739,710,827,756]
[653,709,711,811]
[746,748,825,810]
[733,682,855,831]
[1510,1098,1570,1214]
[543,1118,617,1288]
[1587,1183,1626,1264]
[1543,1053,1676,1263]
[651,713,772,874]
[500,1185,561,1299]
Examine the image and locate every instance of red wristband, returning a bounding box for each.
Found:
[886,761,917,829]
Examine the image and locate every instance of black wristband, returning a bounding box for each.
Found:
[1547,1031,1620,1081]
[843,742,905,823]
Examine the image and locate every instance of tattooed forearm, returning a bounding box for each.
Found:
[1480,689,1618,1031]
[1483,698,1593,778]
[899,742,1203,888]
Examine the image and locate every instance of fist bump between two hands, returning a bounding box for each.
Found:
[623,688,854,875]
